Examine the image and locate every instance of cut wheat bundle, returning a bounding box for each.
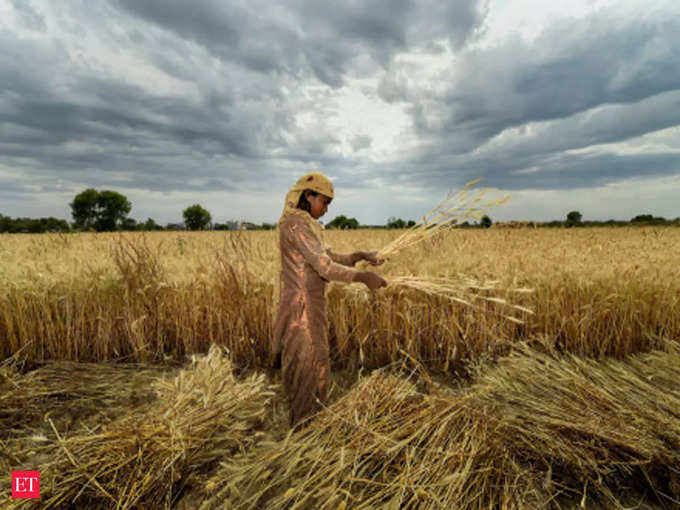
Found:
[469,342,680,507]
[343,271,534,324]
[22,345,274,509]
[0,361,172,440]
[201,343,680,509]
[200,367,546,509]
[358,180,531,321]
[385,274,534,324]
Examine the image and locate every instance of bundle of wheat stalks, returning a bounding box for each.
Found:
[201,342,680,509]
[361,180,532,322]
[14,345,274,509]
[377,179,509,261]
[384,275,533,324]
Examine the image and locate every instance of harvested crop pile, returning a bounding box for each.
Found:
[0,360,171,439]
[200,371,546,509]
[12,345,275,509]
[470,343,680,507]
[202,343,680,509]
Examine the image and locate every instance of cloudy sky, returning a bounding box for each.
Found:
[2,0,679,225]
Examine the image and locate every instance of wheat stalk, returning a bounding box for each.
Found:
[377,179,510,261]
[385,275,534,323]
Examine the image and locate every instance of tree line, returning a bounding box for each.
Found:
[1,190,678,233]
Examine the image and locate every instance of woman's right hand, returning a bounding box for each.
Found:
[361,251,385,266]
[354,271,388,290]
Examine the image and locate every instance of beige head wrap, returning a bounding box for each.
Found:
[278,172,334,240]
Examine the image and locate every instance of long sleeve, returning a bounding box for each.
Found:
[325,248,357,267]
[288,219,358,283]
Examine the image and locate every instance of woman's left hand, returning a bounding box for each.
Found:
[362,251,385,266]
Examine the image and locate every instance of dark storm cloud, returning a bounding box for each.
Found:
[398,90,680,191]
[1,0,489,202]
[406,149,680,192]
[377,5,680,190]
[111,0,487,86]
[482,91,680,159]
[0,29,274,193]
[380,11,680,141]
[1,71,256,156]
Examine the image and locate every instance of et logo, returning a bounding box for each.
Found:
[12,471,40,499]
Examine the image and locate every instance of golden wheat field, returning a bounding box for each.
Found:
[1,227,679,509]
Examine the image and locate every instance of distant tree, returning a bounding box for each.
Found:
[22,218,41,233]
[327,215,359,229]
[0,214,10,232]
[0,215,70,233]
[70,189,131,231]
[480,215,492,228]
[261,223,276,230]
[142,218,163,231]
[631,214,654,223]
[120,217,138,231]
[70,188,100,229]
[345,218,359,229]
[631,214,667,225]
[407,220,416,228]
[387,217,407,229]
[327,215,347,229]
[183,204,212,230]
[42,217,70,232]
[566,210,583,228]
[96,191,132,231]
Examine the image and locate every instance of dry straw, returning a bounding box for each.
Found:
[376,179,510,261]
[1,360,174,509]
[201,342,680,509]
[0,360,171,439]
[17,345,274,509]
[359,180,530,322]
[384,275,534,324]
[350,179,533,324]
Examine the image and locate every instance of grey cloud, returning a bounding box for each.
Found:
[10,0,47,32]
[0,178,35,196]
[470,90,680,164]
[1,0,488,203]
[111,0,488,86]
[373,5,680,193]
[380,8,680,152]
[504,152,680,190]
[402,147,680,193]
[0,24,275,190]
[351,134,372,152]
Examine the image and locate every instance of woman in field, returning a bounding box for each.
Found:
[273,172,387,426]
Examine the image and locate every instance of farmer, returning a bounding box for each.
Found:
[273,171,387,426]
